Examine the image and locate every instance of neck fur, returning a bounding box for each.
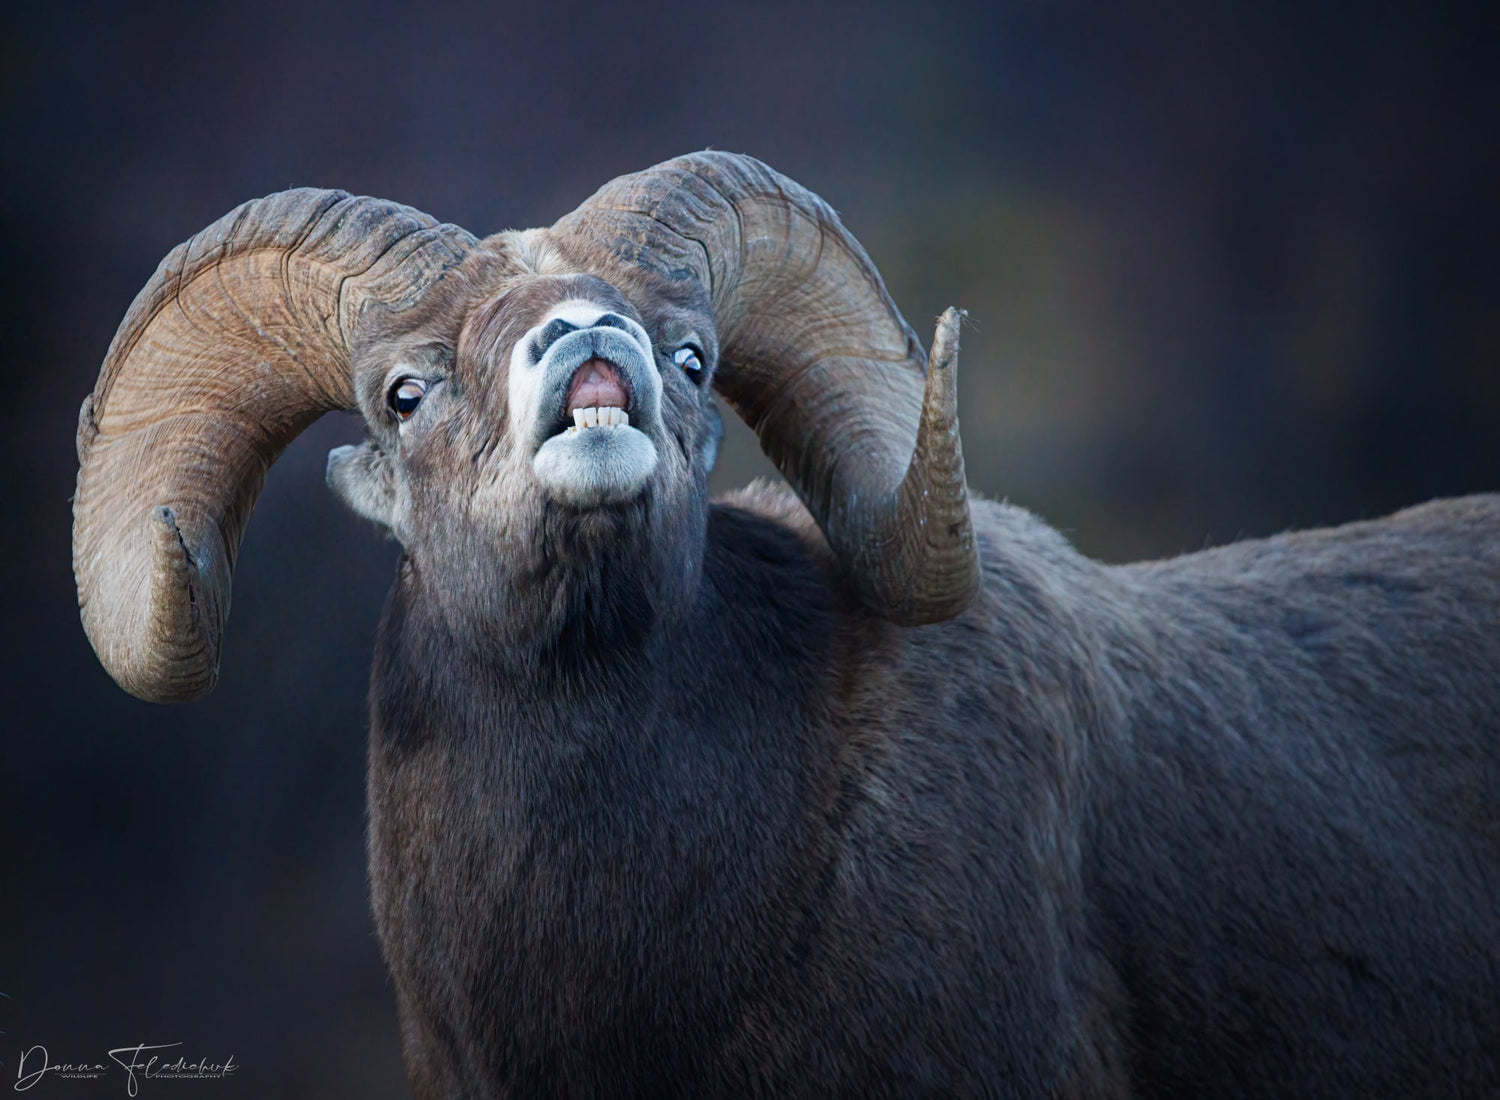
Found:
[412,487,706,684]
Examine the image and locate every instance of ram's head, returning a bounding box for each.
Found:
[73,153,979,701]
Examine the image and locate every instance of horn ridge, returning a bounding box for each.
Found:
[554,152,979,624]
[73,188,474,702]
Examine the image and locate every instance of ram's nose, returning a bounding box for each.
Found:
[531,312,639,360]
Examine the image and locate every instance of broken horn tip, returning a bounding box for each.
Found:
[930,309,964,370]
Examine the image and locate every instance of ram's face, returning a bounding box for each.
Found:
[330,271,722,558]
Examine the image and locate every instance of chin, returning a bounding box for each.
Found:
[532,423,659,508]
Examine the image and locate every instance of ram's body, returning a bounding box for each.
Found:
[73,152,1499,1097]
[370,486,1499,1098]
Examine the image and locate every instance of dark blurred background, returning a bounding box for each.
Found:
[2,0,1494,1095]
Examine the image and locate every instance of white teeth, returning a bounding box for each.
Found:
[567,406,630,430]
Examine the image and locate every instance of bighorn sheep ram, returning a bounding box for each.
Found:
[74,152,1498,1097]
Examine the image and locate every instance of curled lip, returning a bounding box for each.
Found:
[528,323,662,505]
[528,325,661,451]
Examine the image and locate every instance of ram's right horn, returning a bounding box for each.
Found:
[73,190,475,702]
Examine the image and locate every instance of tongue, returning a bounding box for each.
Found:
[567,359,629,413]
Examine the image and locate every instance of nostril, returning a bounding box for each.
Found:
[531,318,578,362]
[592,313,633,335]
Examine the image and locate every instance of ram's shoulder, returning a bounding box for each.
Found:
[710,479,832,563]
[701,482,837,662]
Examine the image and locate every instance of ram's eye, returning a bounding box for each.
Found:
[673,345,704,379]
[389,378,428,421]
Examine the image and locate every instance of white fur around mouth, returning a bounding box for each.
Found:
[569,406,630,430]
[513,301,662,506]
[533,420,657,506]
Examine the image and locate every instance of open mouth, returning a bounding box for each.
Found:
[521,311,662,506]
[560,358,633,432]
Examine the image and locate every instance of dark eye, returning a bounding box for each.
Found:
[673,345,704,380]
[389,378,428,421]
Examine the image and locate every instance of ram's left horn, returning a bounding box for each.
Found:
[553,151,981,625]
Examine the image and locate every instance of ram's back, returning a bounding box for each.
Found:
[1089,493,1500,1095]
[1115,492,1500,834]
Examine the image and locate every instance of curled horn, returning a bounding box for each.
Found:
[553,152,980,625]
[73,190,474,702]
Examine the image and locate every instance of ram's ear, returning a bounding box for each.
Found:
[327,442,398,532]
[700,400,724,475]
